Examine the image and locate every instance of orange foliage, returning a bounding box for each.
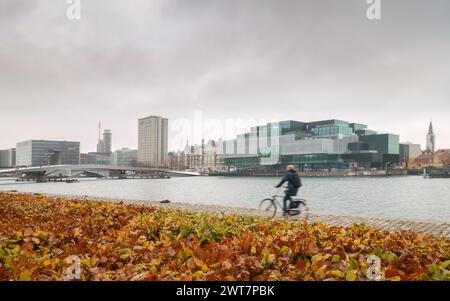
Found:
[0,193,448,281]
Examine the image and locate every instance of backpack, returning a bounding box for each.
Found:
[291,172,302,188]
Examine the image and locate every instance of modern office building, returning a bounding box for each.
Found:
[111,148,138,166]
[0,148,16,168]
[218,119,400,171]
[15,140,80,167]
[138,115,168,167]
[399,142,421,164]
[343,133,400,170]
[80,152,111,165]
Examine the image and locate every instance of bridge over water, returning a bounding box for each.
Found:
[0,164,200,182]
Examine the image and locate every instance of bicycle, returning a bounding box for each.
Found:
[258,186,309,220]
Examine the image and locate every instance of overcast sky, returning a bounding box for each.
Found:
[1,0,449,152]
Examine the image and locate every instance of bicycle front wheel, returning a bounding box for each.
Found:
[258,198,277,219]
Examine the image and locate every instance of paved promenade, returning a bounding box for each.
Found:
[142,200,450,238]
[6,191,449,238]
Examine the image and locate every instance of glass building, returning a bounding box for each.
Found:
[16,140,80,167]
[111,148,138,167]
[0,148,16,168]
[80,152,111,165]
[220,119,400,171]
[399,143,421,163]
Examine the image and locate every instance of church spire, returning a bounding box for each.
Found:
[426,120,436,153]
[428,120,434,134]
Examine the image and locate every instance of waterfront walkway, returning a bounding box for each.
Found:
[143,200,450,238]
[7,191,450,238]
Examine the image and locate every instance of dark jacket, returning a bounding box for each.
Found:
[276,170,302,191]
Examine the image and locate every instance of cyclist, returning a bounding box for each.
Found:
[275,165,302,215]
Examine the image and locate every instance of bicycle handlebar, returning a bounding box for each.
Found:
[272,185,288,198]
[274,185,288,190]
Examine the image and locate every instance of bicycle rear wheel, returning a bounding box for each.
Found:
[258,198,277,219]
[294,199,309,220]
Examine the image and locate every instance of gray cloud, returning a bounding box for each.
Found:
[0,0,449,152]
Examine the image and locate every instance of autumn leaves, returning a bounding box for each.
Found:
[0,193,449,281]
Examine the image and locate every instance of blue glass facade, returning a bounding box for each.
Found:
[221,119,400,170]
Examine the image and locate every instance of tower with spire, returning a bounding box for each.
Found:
[96,122,112,155]
[426,120,436,153]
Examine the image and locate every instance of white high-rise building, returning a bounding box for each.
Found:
[138,116,168,167]
[102,130,112,154]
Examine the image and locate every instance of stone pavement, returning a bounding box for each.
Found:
[11,192,449,238]
[306,212,450,238]
[138,199,450,238]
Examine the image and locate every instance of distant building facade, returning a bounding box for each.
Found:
[102,130,112,154]
[183,141,204,171]
[410,149,450,169]
[111,148,138,166]
[168,151,186,170]
[426,121,436,153]
[97,128,112,155]
[16,140,80,167]
[168,140,225,172]
[0,148,16,168]
[183,140,225,172]
[204,140,225,172]
[399,142,421,166]
[80,152,111,165]
[218,119,400,171]
[138,116,168,167]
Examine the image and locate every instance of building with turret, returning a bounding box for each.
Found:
[96,123,112,155]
